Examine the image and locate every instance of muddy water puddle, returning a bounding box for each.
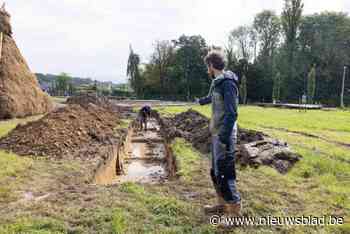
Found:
[115,120,167,183]
[90,119,169,185]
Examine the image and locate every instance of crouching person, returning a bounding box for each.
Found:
[138,105,151,131]
[198,50,241,216]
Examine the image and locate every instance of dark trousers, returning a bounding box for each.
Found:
[211,135,240,203]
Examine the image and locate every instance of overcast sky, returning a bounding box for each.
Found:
[6,0,350,83]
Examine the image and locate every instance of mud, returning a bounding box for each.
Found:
[66,93,136,119]
[66,93,113,111]
[0,104,121,160]
[158,109,301,173]
[94,118,175,185]
[157,109,211,153]
[239,139,302,174]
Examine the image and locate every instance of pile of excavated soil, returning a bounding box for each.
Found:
[67,94,136,119]
[0,8,53,119]
[159,109,266,153]
[66,93,112,110]
[239,139,301,174]
[158,109,301,173]
[159,109,211,153]
[114,105,135,119]
[0,104,121,159]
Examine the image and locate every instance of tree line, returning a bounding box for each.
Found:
[127,0,350,106]
[37,73,133,97]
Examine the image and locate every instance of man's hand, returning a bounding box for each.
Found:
[219,135,229,146]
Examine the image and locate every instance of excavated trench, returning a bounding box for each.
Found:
[93,118,176,185]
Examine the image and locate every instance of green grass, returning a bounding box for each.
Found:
[0,151,32,179]
[115,182,215,233]
[156,105,350,144]
[156,105,350,232]
[0,151,33,203]
[238,106,350,144]
[51,96,67,104]
[0,117,37,204]
[0,115,42,138]
[112,208,127,234]
[0,217,67,234]
[114,119,132,130]
[1,105,349,233]
[171,138,202,182]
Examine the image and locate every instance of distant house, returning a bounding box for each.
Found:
[38,81,54,95]
[40,83,50,93]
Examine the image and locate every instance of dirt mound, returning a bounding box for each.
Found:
[159,109,301,173]
[0,7,53,119]
[115,105,135,118]
[159,109,266,153]
[160,109,211,153]
[0,104,120,159]
[239,139,301,174]
[66,93,112,110]
[238,128,265,144]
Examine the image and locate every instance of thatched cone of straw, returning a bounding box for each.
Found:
[0,6,53,119]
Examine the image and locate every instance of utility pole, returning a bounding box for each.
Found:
[340,65,347,108]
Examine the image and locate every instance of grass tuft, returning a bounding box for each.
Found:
[0,217,67,234]
[112,208,127,234]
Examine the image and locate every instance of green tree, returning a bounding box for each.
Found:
[281,0,304,99]
[225,39,238,71]
[56,72,71,96]
[272,72,281,102]
[127,45,142,97]
[254,10,281,102]
[307,65,316,104]
[151,40,174,98]
[240,74,247,104]
[298,12,350,105]
[254,10,281,59]
[229,26,254,60]
[172,35,209,100]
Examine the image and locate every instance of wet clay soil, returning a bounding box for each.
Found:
[95,119,169,185]
[115,119,168,183]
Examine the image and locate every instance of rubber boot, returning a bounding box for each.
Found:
[223,202,242,216]
[203,193,225,214]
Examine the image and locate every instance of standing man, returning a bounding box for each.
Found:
[198,51,241,215]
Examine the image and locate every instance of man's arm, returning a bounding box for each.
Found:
[198,96,212,105]
[219,80,238,145]
[198,81,214,105]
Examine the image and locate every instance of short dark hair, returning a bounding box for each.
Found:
[204,51,225,70]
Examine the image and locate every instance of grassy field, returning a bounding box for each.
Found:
[0,115,43,138]
[0,106,349,233]
[156,105,350,229]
